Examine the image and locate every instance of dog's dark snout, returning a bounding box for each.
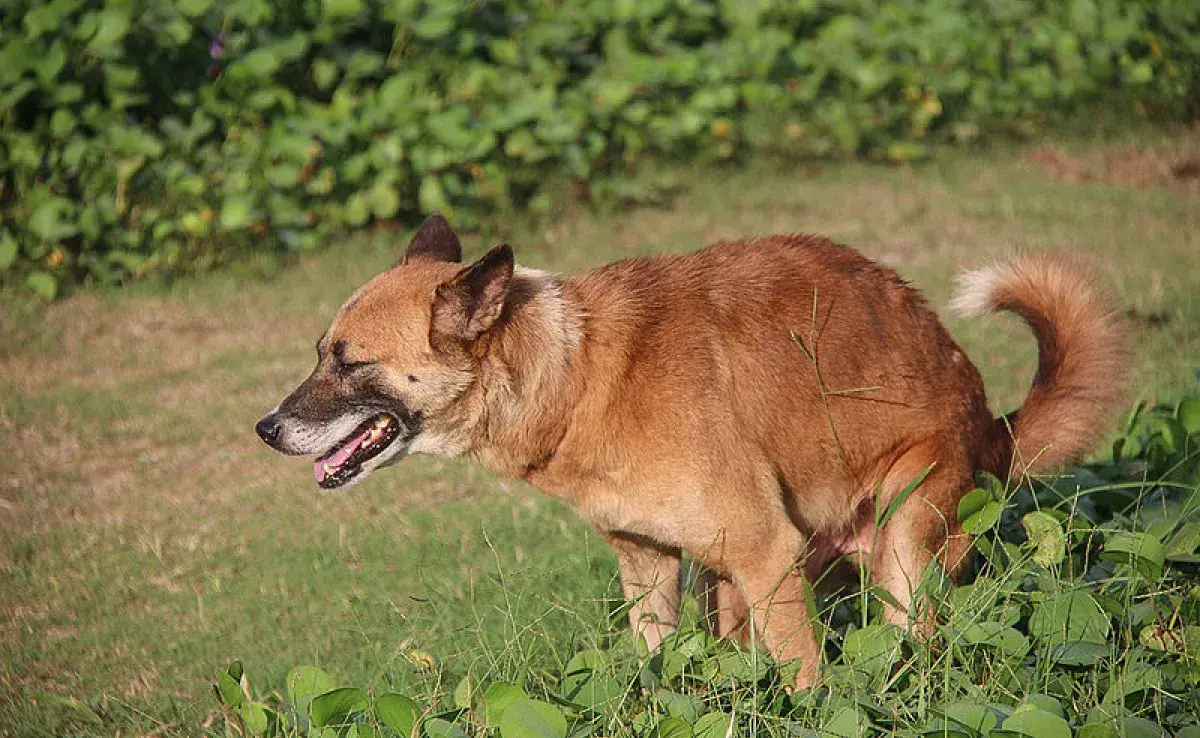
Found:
[255,415,282,445]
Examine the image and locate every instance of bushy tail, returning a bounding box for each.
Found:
[951,252,1129,476]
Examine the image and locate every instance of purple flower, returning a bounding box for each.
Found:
[208,32,225,77]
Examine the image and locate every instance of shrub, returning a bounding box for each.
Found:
[2,0,1198,297]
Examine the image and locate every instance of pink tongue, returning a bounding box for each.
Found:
[313,425,374,482]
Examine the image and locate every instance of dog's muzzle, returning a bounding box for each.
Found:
[255,407,423,489]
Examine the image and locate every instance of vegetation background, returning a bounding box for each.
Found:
[1,1,1200,737]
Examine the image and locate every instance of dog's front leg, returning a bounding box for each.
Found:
[604,532,682,652]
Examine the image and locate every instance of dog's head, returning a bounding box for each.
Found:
[255,215,514,489]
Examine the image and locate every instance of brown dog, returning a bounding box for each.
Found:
[256,215,1127,688]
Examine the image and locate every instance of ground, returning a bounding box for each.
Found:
[1,124,1198,735]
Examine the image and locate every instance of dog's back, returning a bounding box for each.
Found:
[560,235,996,535]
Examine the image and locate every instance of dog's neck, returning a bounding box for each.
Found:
[468,267,583,478]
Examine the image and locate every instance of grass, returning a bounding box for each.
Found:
[1,123,1199,736]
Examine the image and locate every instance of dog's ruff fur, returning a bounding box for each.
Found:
[258,216,1128,689]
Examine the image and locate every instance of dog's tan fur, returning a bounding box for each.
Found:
[259,216,1128,688]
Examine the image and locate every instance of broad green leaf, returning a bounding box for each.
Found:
[483,683,528,727]
[310,687,369,727]
[25,271,58,300]
[1049,641,1109,666]
[938,702,997,735]
[1103,662,1163,705]
[418,176,447,214]
[655,717,693,738]
[1022,694,1065,717]
[372,184,401,219]
[23,5,59,36]
[424,717,467,738]
[821,707,865,738]
[1029,590,1110,646]
[842,624,902,682]
[375,693,421,736]
[958,488,1002,534]
[656,690,703,723]
[412,12,456,40]
[219,195,257,231]
[452,675,471,710]
[559,672,619,710]
[1101,532,1165,578]
[1000,705,1070,738]
[1117,716,1167,738]
[324,0,364,19]
[177,0,212,16]
[240,50,280,78]
[29,198,77,241]
[238,701,271,736]
[499,700,567,738]
[0,230,18,270]
[1178,397,1200,434]
[345,192,372,226]
[918,720,972,738]
[89,10,131,51]
[694,711,733,738]
[312,58,340,90]
[561,649,622,710]
[1023,512,1066,567]
[958,620,1030,656]
[712,647,768,684]
[1077,724,1117,738]
[1166,522,1200,561]
[286,666,337,712]
[214,670,243,708]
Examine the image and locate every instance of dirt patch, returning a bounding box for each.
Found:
[1029,143,1200,189]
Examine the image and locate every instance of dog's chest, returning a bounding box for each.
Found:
[561,473,723,551]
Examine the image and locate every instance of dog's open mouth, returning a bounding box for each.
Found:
[313,414,400,488]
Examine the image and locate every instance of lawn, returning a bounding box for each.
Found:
[2,125,1199,736]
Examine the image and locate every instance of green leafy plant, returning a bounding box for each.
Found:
[3,0,1199,297]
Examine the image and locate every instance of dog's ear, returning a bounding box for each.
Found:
[431,244,514,347]
[402,214,462,264]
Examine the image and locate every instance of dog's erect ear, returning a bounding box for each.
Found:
[431,244,514,347]
[402,214,462,264]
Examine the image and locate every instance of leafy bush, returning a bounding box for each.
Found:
[2,0,1198,297]
[206,396,1200,737]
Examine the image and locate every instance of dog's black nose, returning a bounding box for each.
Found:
[255,415,282,445]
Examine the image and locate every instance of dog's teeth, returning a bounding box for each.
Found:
[323,463,335,474]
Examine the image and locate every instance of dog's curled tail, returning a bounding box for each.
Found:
[951,252,1129,476]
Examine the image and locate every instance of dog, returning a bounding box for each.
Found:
[256,215,1127,688]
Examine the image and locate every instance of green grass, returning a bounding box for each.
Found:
[2,126,1199,737]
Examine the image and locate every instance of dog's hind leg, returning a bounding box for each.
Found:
[605,533,682,652]
[696,568,751,646]
[723,525,822,689]
[868,450,975,634]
